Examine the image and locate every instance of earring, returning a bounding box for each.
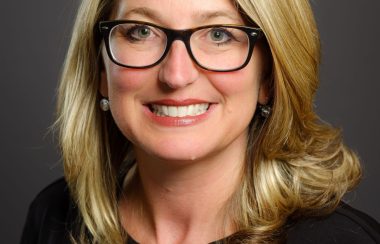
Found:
[259,104,271,118]
[100,98,110,111]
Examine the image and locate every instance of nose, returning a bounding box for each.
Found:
[158,40,199,89]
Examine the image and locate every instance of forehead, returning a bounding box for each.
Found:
[113,0,244,27]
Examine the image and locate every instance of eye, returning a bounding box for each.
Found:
[127,25,152,40]
[209,28,232,43]
[114,24,156,42]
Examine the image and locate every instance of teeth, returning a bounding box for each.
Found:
[151,103,209,117]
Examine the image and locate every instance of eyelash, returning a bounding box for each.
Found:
[116,23,241,47]
[123,25,152,42]
[208,28,237,46]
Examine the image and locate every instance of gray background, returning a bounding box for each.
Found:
[0,1,379,243]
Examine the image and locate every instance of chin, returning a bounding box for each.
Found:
[139,141,213,164]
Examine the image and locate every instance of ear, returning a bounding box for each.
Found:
[258,73,272,105]
[99,70,109,97]
[258,85,269,105]
[257,41,273,105]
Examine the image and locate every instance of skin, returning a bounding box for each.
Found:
[100,0,270,243]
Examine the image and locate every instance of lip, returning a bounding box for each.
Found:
[143,99,216,126]
[146,99,210,106]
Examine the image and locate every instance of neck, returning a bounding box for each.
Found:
[119,136,246,244]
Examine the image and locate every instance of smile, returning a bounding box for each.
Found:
[150,103,210,117]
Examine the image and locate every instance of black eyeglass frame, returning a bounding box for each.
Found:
[99,20,263,72]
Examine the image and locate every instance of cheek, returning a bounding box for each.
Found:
[107,66,151,93]
[101,42,154,92]
[207,66,260,97]
[206,61,262,124]
[104,65,158,140]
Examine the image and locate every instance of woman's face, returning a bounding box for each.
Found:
[101,0,269,163]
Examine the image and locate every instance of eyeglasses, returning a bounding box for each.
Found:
[99,20,263,72]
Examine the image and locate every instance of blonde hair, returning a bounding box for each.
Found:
[56,0,361,243]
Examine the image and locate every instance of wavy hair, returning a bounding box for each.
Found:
[55,0,361,243]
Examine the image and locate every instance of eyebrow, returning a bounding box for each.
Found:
[121,7,242,25]
[123,7,160,21]
[197,10,242,23]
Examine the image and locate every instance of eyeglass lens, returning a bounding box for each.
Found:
[108,23,251,71]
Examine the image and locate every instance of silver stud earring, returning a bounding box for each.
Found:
[259,104,271,118]
[100,98,110,111]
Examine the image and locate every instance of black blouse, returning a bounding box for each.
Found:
[21,178,380,243]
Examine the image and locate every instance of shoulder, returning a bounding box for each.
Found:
[28,178,72,224]
[20,178,76,244]
[31,177,70,207]
[286,202,380,244]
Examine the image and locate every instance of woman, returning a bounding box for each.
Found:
[21,0,380,243]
